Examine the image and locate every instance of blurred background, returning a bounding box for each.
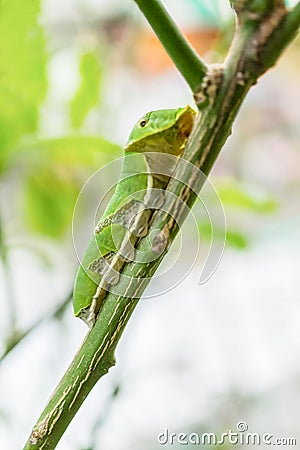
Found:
[0,0,299,448]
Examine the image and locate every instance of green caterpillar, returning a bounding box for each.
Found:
[73,106,195,326]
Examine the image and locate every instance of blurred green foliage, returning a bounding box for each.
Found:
[0,3,277,247]
[0,2,119,239]
[198,222,247,249]
[22,137,120,237]
[215,179,277,213]
[197,179,278,249]
[0,0,47,170]
[70,52,103,129]
[24,168,80,237]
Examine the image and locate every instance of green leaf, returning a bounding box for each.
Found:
[225,229,248,249]
[197,221,248,249]
[23,169,78,238]
[214,179,277,213]
[20,136,121,167]
[0,0,47,169]
[21,136,121,238]
[70,52,102,129]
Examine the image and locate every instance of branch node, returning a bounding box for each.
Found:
[232,0,286,22]
[194,63,224,109]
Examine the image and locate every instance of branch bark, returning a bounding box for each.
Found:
[23,1,300,448]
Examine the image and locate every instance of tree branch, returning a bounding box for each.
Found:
[0,291,72,365]
[260,1,300,71]
[133,0,207,91]
[23,1,300,448]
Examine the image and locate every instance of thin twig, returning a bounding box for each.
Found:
[0,291,72,364]
[133,0,207,91]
